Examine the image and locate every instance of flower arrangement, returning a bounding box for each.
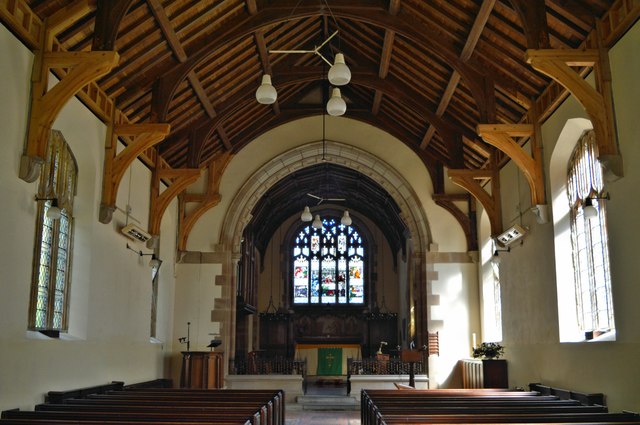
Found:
[472,342,505,359]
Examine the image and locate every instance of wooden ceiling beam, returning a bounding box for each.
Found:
[420,0,495,154]
[92,0,135,50]
[151,3,489,125]
[506,0,551,49]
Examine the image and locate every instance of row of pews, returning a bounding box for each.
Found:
[361,386,640,425]
[0,380,284,425]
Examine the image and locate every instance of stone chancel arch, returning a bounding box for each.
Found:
[220,140,432,257]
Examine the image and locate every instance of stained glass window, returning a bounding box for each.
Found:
[566,130,614,334]
[292,218,365,305]
[29,131,77,332]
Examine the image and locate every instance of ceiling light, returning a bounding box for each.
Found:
[583,193,610,221]
[327,88,346,116]
[328,53,351,86]
[341,210,352,226]
[255,74,277,104]
[35,196,62,220]
[312,214,323,229]
[301,206,313,222]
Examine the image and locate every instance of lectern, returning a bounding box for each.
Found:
[180,351,224,389]
[400,350,422,388]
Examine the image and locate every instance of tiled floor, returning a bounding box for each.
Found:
[285,409,360,425]
[285,378,361,424]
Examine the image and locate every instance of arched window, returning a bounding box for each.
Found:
[566,130,614,336]
[29,131,77,333]
[292,217,365,305]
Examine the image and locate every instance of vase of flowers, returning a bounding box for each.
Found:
[472,342,505,359]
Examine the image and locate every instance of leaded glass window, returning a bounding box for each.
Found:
[29,131,77,332]
[566,130,614,333]
[292,218,365,305]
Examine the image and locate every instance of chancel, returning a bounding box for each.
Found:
[1,0,640,422]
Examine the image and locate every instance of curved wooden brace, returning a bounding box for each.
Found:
[432,194,478,251]
[507,0,550,49]
[20,51,119,182]
[149,168,201,236]
[477,124,545,205]
[99,122,171,224]
[92,0,135,50]
[178,152,233,250]
[526,49,620,171]
[448,169,502,237]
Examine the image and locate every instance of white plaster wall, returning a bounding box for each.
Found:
[0,26,177,411]
[186,116,466,253]
[488,22,640,411]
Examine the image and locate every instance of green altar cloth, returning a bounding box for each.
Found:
[316,347,342,375]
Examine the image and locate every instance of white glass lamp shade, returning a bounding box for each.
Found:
[327,88,346,116]
[341,210,352,226]
[491,252,501,265]
[45,199,62,220]
[301,206,313,222]
[328,53,351,86]
[312,215,323,229]
[256,74,277,104]
[149,256,162,268]
[583,198,598,221]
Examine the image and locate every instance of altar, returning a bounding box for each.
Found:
[295,343,361,376]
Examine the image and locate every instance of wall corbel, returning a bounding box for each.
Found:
[447,168,502,237]
[525,49,622,179]
[20,50,119,182]
[178,152,233,251]
[99,120,171,223]
[149,166,201,241]
[477,124,546,206]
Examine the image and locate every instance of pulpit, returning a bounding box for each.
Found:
[180,351,224,389]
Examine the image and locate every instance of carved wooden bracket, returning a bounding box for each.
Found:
[432,193,478,251]
[526,49,622,178]
[477,124,546,205]
[448,168,502,237]
[20,51,119,182]
[99,122,171,223]
[149,166,201,238]
[178,152,233,250]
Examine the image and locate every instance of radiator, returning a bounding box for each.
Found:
[462,359,483,389]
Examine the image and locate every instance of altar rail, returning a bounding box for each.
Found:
[347,357,426,376]
[233,356,306,376]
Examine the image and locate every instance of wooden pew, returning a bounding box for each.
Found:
[2,386,285,425]
[360,389,640,425]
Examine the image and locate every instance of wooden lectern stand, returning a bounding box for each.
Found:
[400,350,422,388]
[180,351,224,389]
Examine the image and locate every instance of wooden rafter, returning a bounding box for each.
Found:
[149,166,201,237]
[507,0,550,49]
[99,120,171,224]
[477,124,545,205]
[20,50,119,182]
[448,168,502,237]
[178,152,233,250]
[525,49,621,177]
[420,0,495,151]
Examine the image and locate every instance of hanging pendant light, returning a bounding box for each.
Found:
[328,53,351,86]
[312,215,323,229]
[327,88,346,116]
[341,210,352,226]
[256,74,277,104]
[583,198,598,221]
[301,206,313,222]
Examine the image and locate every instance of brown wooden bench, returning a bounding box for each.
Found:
[361,388,640,425]
[2,385,284,425]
